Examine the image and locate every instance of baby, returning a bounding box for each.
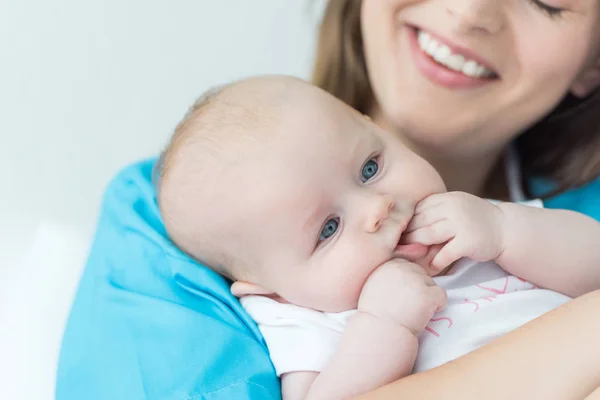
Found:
[157,75,600,400]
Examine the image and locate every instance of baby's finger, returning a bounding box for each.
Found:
[406,208,446,233]
[420,244,445,276]
[429,285,448,312]
[431,239,466,270]
[414,193,450,213]
[402,220,455,246]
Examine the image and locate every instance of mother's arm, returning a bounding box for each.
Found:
[357,290,600,400]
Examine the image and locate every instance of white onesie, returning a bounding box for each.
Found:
[240,200,571,376]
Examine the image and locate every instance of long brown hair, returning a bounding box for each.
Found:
[312,0,600,198]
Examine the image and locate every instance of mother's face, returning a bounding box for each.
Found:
[361,0,600,155]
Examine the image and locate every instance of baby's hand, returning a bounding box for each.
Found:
[358,259,447,334]
[403,192,507,271]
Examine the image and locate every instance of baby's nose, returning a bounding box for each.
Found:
[365,194,395,233]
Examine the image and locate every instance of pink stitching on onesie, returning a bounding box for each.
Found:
[476,276,509,294]
[425,317,453,337]
[463,298,480,312]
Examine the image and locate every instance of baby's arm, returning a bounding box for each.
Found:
[282,260,446,400]
[282,313,417,400]
[496,202,600,297]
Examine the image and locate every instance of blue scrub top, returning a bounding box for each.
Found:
[56,158,600,400]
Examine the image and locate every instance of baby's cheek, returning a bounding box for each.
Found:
[298,273,363,312]
[276,270,348,311]
[331,270,371,310]
[329,251,383,309]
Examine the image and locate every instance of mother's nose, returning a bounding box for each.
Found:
[445,0,505,35]
[364,193,395,233]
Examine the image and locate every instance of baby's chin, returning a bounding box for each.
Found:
[283,296,359,314]
[262,294,290,304]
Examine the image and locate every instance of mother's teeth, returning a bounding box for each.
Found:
[426,40,438,55]
[447,54,465,71]
[417,30,494,79]
[462,60,479,76]
[433,45,451,63]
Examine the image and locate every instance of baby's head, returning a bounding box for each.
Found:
[157,75,445,312]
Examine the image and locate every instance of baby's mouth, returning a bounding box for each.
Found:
[394,240,429,261]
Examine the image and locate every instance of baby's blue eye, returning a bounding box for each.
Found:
[361,158,379,182]
[319,218,339,242]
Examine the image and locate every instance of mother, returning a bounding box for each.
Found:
[57,1,600,399]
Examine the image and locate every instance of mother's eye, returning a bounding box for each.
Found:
[527,0,564,17]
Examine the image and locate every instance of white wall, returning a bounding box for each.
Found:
[0,0,324,267]
[0,1,324,398]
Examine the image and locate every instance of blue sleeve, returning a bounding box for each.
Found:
[56,159,280,400]
[538,176,600,221]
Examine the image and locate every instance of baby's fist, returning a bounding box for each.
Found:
[358,259,447,333]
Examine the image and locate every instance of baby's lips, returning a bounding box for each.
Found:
[394,242,429,262]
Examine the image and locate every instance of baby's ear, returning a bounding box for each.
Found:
[571,57,600,98]
[230,281,274,297]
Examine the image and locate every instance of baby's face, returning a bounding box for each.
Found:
[221,85,446,312]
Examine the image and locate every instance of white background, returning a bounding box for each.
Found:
[0,1,323,398]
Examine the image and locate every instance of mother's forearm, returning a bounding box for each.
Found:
[355,290,600,400]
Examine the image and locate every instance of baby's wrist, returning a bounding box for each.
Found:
[495,202,522,262]
[353,309,419,337]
